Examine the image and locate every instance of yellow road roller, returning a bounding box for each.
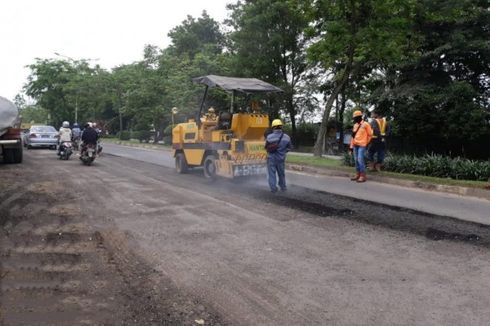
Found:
[172,75,283,178]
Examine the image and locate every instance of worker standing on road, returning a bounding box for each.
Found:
[350,110,373,183]
[368,109,390,172]
[265,119,292,193]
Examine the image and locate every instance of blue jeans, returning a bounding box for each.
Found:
[267,159,286,192]
[368,141,386,164]
[353,146,366,173]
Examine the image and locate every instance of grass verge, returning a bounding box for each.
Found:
[102,138,170,150]
[287,154,488,189]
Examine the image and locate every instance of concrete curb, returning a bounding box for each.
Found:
[286,163,490,201]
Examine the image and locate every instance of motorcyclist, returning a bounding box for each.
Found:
[90,122,100,135]
[72,122,81,139]
[58,121,72,154]
[91,122,103,154]
[80,122,99,156]
[71,122,81,149]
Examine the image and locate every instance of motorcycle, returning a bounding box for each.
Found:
[57,141,73,160]
[80,143,97,165]
[72,136,81,151]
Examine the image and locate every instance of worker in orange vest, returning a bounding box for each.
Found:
[368,109,390,172]
[350,110,373,182]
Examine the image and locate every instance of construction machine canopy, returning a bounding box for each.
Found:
[193,75,283,94]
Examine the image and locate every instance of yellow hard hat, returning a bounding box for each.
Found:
[352,110,363,118]
[271,119,283,128]
[208,107,215,113]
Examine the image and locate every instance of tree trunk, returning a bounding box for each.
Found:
[288,92,297,147]
[338,84,346,152]
[313,40,355,157]
[289,110,296,143]
[313,72,350,156]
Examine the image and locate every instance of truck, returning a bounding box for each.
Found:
[172,75,283,179]
[0,96,23,164]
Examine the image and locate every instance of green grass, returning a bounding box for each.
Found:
[287,154,345,169]
[287,154,488,189]
[102,138,170,149]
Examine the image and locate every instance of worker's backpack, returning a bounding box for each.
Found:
[265,132,284,153]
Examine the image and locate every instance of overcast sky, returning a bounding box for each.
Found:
[0,0,230,102]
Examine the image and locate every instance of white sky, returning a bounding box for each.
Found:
[0,0,230,102]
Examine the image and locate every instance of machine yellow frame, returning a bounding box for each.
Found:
[172,75,283,178]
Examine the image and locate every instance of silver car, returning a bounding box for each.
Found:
[25,125,58,149]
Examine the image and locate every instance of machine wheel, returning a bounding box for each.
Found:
[3,149,13,163]
[3,146,23,164]
[203,155,217,179]
[175,153,188,174]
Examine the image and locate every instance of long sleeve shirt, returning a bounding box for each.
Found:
[265,130,292,162]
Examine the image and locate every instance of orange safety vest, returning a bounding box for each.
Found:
[350,121,373,148]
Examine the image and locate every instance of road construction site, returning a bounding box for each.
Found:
[1,146,490,325]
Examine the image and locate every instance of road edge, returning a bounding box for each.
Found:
[287,163,490,201]
[101,141,489,201]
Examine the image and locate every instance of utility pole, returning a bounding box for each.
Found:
[75,96,78,123]
[119,106,123,140]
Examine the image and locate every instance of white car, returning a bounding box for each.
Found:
[25,125,58,149]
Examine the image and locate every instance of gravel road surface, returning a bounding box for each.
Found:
[103,143,490,224]
[1,148,490,325]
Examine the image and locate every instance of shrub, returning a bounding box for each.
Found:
[116,131,130,140]
[343,152,490,181]
[131,130,153,143]
[343,152,355,167]
[383,154,490,181]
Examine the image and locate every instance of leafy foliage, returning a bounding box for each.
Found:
[227,0,312,139]
[343,152,490,181]
[18,1,489,161]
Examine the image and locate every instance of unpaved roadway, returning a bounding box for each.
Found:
[1,148,490,325]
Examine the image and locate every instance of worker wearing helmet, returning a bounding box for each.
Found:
[350,109,373,182]
[201,107,217,123]
[207,107,217,120]
[368,109,390,172]
[265,119,292,193]
[57,121,72,154]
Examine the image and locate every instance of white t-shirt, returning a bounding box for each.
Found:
[59,127,72,142]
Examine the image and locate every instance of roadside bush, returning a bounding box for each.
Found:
[116,131,130,140]
[343,152,354,167]
[131,130,153,143]
[342,152,490,181]
[163,125,173,136]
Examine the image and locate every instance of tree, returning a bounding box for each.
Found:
[19,105,49,124]
[373,0,490,156]
[162,12,231,119]
[167,11,225,58]
[24,58,114,127]
[227,0,311,142]
[24,59,76,126]
[307,0,413,156]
